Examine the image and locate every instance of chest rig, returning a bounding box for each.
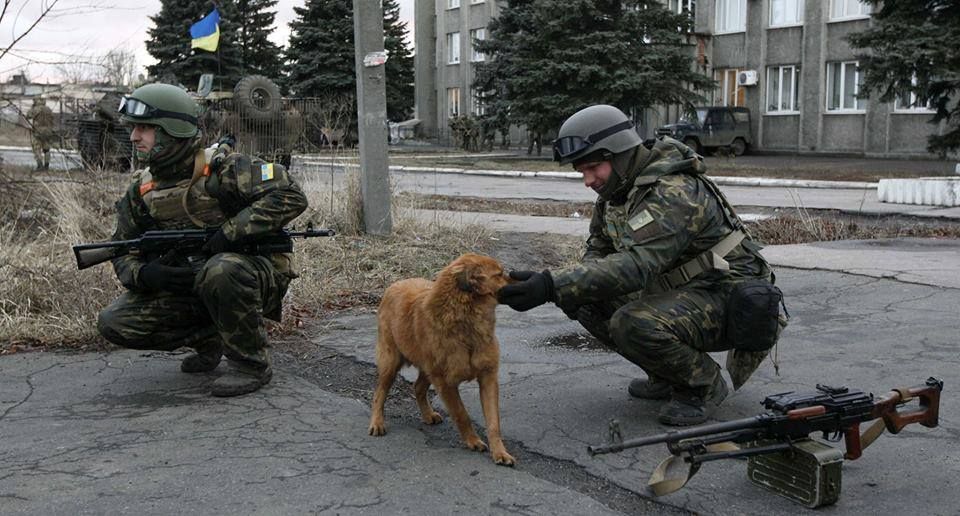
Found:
[602,164,751,292]
[138,156,227,230]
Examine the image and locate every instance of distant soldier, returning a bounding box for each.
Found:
[96,83,309,397]
[27,97,55,170]
[499,105,786,426]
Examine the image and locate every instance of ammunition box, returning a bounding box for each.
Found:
[747,439,844,508]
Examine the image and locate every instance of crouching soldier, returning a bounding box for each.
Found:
[97,83,308,397]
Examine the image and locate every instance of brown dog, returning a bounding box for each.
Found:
[367,253,516,466]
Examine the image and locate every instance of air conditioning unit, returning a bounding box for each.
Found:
[737,70,758,86]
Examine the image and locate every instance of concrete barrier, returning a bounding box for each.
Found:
[877,177,960,207]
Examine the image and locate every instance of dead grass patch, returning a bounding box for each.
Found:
[0,165,496,351]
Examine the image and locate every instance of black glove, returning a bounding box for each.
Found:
[201,229,231,255]
[138,258,196,292]
[497,270,555,312]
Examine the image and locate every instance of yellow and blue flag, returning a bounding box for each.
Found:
[190,8,220,52]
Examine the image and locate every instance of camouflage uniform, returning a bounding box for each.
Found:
[27,99,55,170]
[552,137,774,396]
[97,150,308,377]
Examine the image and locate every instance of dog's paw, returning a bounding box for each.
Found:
[368,421,387,436]
[465,437,488,452]
[421,411,443,425]
[493,451,516,467]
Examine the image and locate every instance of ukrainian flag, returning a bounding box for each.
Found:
[190,8,220,52]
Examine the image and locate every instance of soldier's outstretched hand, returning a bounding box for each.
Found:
[497,270,555,312]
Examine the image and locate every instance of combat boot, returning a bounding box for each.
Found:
[180,339,223,373]
[657,376,729,427]
[210,363,272,397]
[627,377,672,400]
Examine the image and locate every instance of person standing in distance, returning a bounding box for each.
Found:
[498,105,785,425]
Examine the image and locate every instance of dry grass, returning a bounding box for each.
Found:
[0,165,495,351]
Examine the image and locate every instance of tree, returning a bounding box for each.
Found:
[383,0,414,121]
[474,0,713,134]
[283,0,415,121]
[146,1,244,90]
[849,1,960,155]
[234,0,283,79]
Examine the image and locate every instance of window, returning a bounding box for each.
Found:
[770,0,803,27]
[448,0,460,9]
[470,28,485,62]
[894,75,934,112]
[470,0,484,4]
[716,0,746,33]
[447,88,461,117]
[714,68,745,107]
[766,65,800,112]
[669,0,696,16]
[830,0,870,20]
[826,61,865,111]
[471,89,486,116]
[446,32,460,64]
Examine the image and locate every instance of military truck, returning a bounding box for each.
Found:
[655,106,752,156]
[72,88,134,170]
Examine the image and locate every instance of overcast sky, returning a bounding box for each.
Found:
[0,0,415,83]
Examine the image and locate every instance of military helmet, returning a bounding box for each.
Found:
[118,83,199,138]
[553,105,642,165]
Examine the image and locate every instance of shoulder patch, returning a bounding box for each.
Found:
[627,209,654,231]
[260,163,274,181]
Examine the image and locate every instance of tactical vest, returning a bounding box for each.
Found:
[602,145,760,292]
[138,167,227,230]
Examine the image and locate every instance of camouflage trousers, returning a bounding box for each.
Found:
[97,253,291,372]
[569,286,730,396]
[31,132,53,168]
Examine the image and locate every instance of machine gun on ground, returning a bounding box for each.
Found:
[73,226,335,271]
[588,377,943,507]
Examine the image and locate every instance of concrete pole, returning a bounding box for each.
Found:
[353,0,392,235]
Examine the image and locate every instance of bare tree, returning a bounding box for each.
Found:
[98,48,136,87]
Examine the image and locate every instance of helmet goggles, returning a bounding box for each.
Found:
[118,96,198,125]
[552,120,635,162]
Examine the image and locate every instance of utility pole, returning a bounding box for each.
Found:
[353,0,392,235]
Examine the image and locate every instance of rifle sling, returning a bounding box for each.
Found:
[181,149,211,228]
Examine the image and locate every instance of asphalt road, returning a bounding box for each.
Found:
[2,155,958,515]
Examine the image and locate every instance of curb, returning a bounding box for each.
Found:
[295,160,879,190]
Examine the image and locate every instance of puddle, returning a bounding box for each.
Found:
[536,332,610,352]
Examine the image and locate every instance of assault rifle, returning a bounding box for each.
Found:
[73,226,336,270]
[588,377,943,507]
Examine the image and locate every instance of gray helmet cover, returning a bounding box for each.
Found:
[554,105,642,165]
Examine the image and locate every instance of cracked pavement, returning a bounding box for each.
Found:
[3,238,957,515]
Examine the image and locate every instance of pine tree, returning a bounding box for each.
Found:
[234,0,284,80]
[284,0,415,121]
[145,1,254,90]
[849,1,960,155]
[474,0,713,133]
[383,0,414,121]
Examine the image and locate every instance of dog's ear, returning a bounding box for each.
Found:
[455,268,475,293]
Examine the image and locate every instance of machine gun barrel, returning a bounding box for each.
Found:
[587,416,767,456]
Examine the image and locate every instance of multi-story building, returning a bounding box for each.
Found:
[415,0,948,157]
[414,0,504,144]
[696,0,947,157]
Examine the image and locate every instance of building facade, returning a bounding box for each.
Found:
[414,0,504,143]
[415,0,948,157]
[696,0,947,157]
